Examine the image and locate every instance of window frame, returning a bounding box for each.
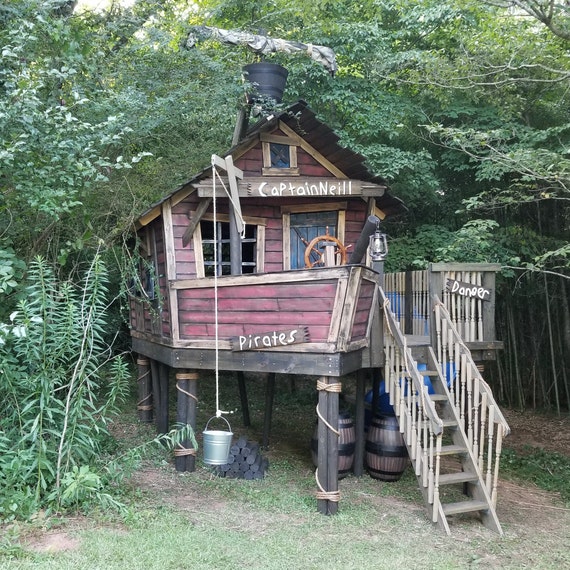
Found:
[193,213,266,278]
[281,203,347,270]
[261,133,299,176]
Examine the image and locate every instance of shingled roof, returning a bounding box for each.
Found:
[136,99,405,226]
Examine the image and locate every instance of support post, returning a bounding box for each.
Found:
[316,376,340,515]
[149,358,160,431]
[136,356,153,423]
[157,363,170,435]
[371,368,381,422]
[404,270,413,335]
[262,372,276,447]
[175,371,198,472]
[354,369,366,477]
[236,371,251,427]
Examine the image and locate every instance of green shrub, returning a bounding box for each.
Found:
[0,254,129,518]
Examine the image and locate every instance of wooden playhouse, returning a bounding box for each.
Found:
[128,92,509,533]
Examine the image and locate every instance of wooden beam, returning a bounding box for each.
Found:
[162,200,180,341]
[175,370,198,472]
[354,369,366,477]
[236,372,251,427]
[157,363,170,435]
[131,336,366,376]
[262,373,276,447]
[316,375,340,515]
[136,356,153,423]
[182,198,212,247]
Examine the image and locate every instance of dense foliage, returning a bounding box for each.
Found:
[0,0,568,516]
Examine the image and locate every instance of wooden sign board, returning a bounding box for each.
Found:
[231,327,309,351]
[446,279,491,301]
[195,177,385,198]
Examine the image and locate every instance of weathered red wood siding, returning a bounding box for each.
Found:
[178,280,338,342]
[129,127,373,342]
[350,279,375,341]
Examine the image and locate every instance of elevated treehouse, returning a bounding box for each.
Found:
[128,98,509,533]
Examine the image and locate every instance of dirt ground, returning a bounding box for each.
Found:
[500,408,570,457]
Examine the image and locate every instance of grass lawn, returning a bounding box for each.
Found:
[2,371,569,569]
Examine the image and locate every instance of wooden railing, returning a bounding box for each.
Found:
[433,295,510,506]
[383,270,430,336]
[379,287,445,520]
[383,263,501,346]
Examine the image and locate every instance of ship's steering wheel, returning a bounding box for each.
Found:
[303,230,349,268]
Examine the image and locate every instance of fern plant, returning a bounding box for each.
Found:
[0,254,129,516]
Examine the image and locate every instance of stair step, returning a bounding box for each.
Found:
[429,394,448,401]
[441,418,458,427]
[442,500,489,516]
[439,471,479,485]
[439,444,468,456]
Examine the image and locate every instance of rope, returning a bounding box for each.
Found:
[213,158,221,417]
[212,163,246,238]
[315,380,342,436]
[176,380,198,402]
[136,393,152,411]
[211,157,232,418]
[316,380,342,393]
[174,446,197,457]
[314,469,340,502]
[137,361,152,411]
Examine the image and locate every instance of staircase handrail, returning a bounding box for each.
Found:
[433,295,510,436]
[380,287,444,435]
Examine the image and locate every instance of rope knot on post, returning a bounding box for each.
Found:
[315,469,341,502]
[174,446,197,457]
[316,380,342,393]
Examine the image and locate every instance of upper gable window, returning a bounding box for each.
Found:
[261,134,299,176]
[270,143,290,168]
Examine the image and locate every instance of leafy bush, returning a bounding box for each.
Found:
[0,254,129,519]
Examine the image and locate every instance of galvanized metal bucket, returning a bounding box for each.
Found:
[202,416,233,465]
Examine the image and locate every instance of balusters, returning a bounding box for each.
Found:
[433,434,442,523]
[466,361,474,448]
[491,426,503,507]
[472,376,480,461]
[486,405,495,492]
[476,271,484,341]
[409,375,417,453]
[428,431,435,503]
[435,302,442,364]
[460,353,467,423]
[478,392,488,473]
[422,410,429,485]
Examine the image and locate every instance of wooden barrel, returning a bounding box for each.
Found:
[311,411,356,479]
[365,415,409,482]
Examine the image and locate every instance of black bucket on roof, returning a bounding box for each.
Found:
[243,62,288,103]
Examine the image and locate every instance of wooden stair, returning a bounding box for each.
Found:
[407,346,503,535]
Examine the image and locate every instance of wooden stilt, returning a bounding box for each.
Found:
[149,359,160,432]
[316,376,340,515]
[262,372,276,448]
[157,363,170,435]
[236,372,251,427]
[136,357,153,423]
[371,367,381,420]
[354,369,366,477]
[175,371,198,472]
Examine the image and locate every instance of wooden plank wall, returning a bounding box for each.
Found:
[131,129,375,342]
[178,280,338,341]
[350,279,375,342]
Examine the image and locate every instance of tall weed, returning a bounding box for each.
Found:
[0,254,129,518]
